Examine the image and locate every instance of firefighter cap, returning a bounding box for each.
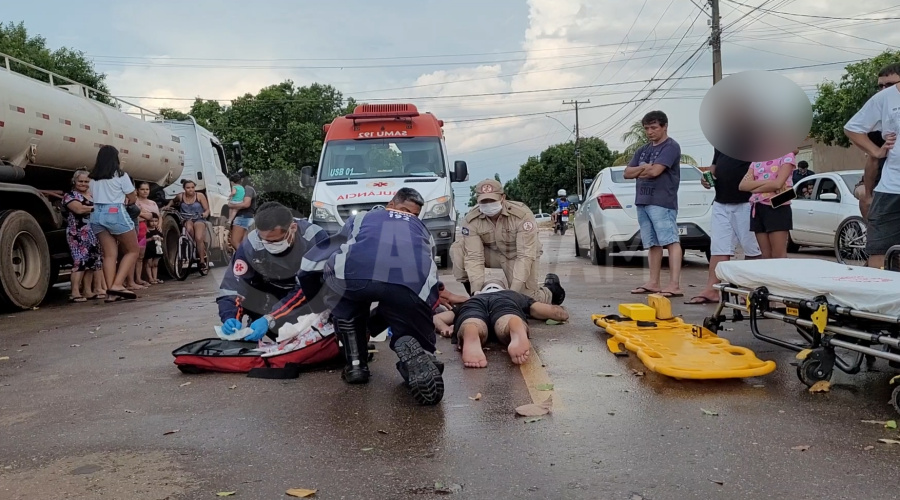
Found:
[475,179,504,202]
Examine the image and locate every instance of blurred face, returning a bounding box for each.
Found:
[148,218,159,229]
[74,174,90,192]
[387,200,422,217]
[643,121,667,143]
[138,184,150,199]
[183,182,196,196]
[877,73,900,91]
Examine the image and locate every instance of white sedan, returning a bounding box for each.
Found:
[533,212,552,222]
[572,165,715,265]
[789,170,866,265]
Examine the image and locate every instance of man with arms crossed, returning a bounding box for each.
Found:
[624,110,684,297]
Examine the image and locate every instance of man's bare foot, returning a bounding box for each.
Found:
[460,329,487,368]
[507,329,531,365]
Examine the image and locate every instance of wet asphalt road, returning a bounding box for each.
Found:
[1,232,898,500]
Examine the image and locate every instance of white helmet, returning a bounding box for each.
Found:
[558,189,567,197]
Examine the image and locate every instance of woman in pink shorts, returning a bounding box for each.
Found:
[739,152,797,259]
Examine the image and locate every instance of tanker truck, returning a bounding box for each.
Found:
[0,52,237,310]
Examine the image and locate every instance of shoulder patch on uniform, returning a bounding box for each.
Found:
[233,258,249,276]
[461,227,470,236]
[522,221,535,232]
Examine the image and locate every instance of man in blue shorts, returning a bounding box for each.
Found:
[624,110,683,297]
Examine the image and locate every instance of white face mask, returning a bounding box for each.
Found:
[262,228,294,254]
[479,201,502,216]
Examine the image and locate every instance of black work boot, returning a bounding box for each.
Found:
[543,273,566,305]
[397,355,445,386]
[393,336,444,405]
[335,317,370,384]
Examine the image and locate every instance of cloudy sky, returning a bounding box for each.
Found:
[4,1,899,210]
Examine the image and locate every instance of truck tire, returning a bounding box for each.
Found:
[160,214,182,280]
[0,210,51,310]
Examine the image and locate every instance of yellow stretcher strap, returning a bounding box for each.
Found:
[811,304,828,334]
[592,314,777,380]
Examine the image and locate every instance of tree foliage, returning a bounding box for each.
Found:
[0,21,112,104]
[810,50,900,147]
[164,82,356,212]
[503,136,616,212]
[612,120,698,166]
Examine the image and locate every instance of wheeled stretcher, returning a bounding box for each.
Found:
[704,252,900,414]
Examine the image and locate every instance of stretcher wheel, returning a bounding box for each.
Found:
[892,385,900,415]
[796,357,831,387]
[702,317,719,332]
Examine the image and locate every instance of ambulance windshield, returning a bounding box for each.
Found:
[320,137,445,181]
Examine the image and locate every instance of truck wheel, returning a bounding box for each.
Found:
[161,215,182,280]
[0,210,51,310]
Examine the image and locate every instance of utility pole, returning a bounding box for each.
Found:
[563,99,590,198]
[709,0,722,84]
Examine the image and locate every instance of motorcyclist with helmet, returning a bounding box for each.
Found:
[552,189,571,235]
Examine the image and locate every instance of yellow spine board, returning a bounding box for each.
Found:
[592,314,777,380]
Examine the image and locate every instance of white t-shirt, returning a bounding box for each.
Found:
[90,172,135,204]
[844,85,900,194]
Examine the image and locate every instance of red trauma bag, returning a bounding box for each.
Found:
[172,335,340,379]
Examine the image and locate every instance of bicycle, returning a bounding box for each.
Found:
[172,213,210,281]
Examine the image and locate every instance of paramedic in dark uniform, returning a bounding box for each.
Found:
[217,201,329,341]
[300,187,444,405]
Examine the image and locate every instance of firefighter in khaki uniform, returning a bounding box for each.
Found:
[450,179,566,305]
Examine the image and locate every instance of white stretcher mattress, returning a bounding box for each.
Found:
[716,259,900,318]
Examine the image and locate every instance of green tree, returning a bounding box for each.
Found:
[0,21,112,104]
[810,50,900,147]
[469,172,502,207]
[510,136,616,211]
[612,120,698,166]
[169,81,354,212]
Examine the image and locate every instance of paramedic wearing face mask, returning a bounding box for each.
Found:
[450,179,565,305]
[216,202,329,341]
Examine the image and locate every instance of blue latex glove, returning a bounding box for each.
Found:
[244,317,270,341]
[221,318,242,335]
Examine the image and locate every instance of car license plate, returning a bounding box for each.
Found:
[561,216,569,222]
[678,226,687,235]
[786,307,799,316]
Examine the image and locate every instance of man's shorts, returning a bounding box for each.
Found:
[866,192,900,255]
[636,205,679,248]
[90,203,135,236]
[453,296,527,345]
[232,215,254,229]
[750,203,792,233]
[710,202,761,257]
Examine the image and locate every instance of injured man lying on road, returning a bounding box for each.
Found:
[433,280,569,368]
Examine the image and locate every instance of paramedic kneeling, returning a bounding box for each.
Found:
[217,202,329,341]
[301,188,444,405]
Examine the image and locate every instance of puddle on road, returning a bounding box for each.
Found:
[0,451,194,499]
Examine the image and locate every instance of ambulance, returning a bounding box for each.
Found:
[301,103,468,268]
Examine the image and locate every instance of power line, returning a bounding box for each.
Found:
[724,0,900,21]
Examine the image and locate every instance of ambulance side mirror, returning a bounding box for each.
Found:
[300,166,315,188]
[452,161,469,182]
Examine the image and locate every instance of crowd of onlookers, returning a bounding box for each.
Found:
[60,145,257,304]
[624,63,900,304]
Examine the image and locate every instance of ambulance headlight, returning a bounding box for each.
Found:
[312,202,338,223]
[422,196,451,220]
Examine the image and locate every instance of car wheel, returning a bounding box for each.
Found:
[589,227,608,266]
[574,227,582,257]
[787,235,800,253]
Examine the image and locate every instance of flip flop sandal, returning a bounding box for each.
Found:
[91,294,107,300]
[685,296,717,304]
[631,287,661,294]
[659,292,684,298]
[108,289,137,300]
[68,296,87,303]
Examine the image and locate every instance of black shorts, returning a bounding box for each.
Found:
[866,192,900,255]
[750,203,792,233]
[453,296,526,343]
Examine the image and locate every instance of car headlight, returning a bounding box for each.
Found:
[422,196,451,220]
[312,201,338,223]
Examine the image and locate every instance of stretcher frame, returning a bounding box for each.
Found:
[704,246,900,414]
